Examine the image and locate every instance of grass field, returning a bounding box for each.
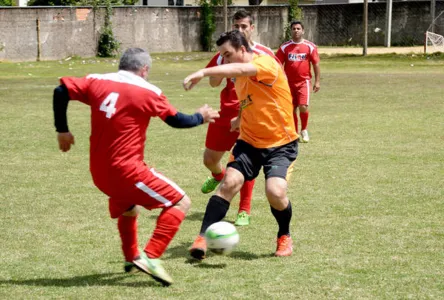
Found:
[0,52,443,299]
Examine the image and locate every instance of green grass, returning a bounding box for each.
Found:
[0,53,443,299]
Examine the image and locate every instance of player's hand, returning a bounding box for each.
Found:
[230,116,240,132]
[197,104,220,123]
[183,70,205,91]
[313,82,320,93]
[57,132,75,152]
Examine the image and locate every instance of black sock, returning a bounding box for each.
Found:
[199,195,230,235]
[270,202,292,238]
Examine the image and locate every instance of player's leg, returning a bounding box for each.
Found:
[127,167,189,286]
[202,148,226,193]
[290,82,300,134]
[118,205,140,273]
[236,179,255,226]
[201,121,238,194]
[190,140,261,260]
[263,140,298,257]
[299,80,311,143]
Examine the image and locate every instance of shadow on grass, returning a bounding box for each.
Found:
[147,211,205,222]
[185,258,227,269]
[0,272,160,288]
[164,243,272,262]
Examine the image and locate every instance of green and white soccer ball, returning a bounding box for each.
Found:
[204,221,240,255]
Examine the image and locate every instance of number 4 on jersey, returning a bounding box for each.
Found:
[100,92,119,118]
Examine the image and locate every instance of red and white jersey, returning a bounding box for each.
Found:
[60,71,177,194]
[276,39,320,82]
[206,42,279,118]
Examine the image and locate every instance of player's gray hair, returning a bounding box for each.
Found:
[119,48,152,72]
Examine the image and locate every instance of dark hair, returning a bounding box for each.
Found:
[119,48,152,72]
[216,30,252,52]
[290,20,304,30]
[233,9,253,25]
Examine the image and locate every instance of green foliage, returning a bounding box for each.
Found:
[97,1,120,57]
[0,0,14,6]
[198,0,233,51]
[284,0,303,41]
[27,0,136,6]
[199,0,216,52]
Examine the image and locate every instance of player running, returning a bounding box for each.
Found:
[201,9,279,226]
[276,21,321,143]
[53,48,219,286]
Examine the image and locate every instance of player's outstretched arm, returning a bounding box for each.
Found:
[53,84,75,152]
[183,63,257,91]
[164,104,219,129]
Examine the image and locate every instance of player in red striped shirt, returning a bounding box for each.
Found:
[276,21,321,143]
[53,48,219,286]
[201,9,279,226]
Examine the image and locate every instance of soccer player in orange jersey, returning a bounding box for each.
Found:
[201,9,279,227]
[276,21,321,143]
[53,48,219,285]
[184,30,298,259]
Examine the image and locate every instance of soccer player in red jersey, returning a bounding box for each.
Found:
[201,9,279,226]
[53,48,219,286]
[276,21,321,143]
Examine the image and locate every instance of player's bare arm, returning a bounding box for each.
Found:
[184,63,257,91]
[209,76,224,87]
[313,63,321,93]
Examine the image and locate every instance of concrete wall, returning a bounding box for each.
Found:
[0,2,442,61]
[0,6,287,61]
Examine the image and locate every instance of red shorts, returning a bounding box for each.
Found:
[289,80,311,107]
[205,116,239,152]
[108,167,185,219]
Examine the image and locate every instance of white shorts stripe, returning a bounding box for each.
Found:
[135,182,173,207]
[306,79,311,106]
[150,168,185,196]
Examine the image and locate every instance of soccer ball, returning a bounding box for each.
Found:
[204,221,240,255]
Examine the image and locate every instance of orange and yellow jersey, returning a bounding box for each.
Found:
[234,54,298,149]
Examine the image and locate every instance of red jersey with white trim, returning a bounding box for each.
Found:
[60,70,177,195]
[276,39,320,82]
[206,42,278,118]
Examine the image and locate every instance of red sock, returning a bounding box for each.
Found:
[239,179,255,214]
[212,168,225,182]
[117,215,139,262]
[293,111,299,133]
[144,208,186,258]
[300,111,309,131]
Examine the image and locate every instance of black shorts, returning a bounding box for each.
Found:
[227,139,298,181]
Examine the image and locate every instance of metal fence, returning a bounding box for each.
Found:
[300,0,444,47]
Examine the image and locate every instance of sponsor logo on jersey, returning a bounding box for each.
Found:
[288,53,306,61]
[240,94,253,110]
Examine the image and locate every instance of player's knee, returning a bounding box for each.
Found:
[266,186,286,201]
[174,195,191,214]
[220,175,242,193]
[122,205,140,217]
[265,179,287,203]
[203,153,220,167]
[299,105,309,113]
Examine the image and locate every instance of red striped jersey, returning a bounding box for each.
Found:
[276,39,320,82]
[60,71,177,193]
